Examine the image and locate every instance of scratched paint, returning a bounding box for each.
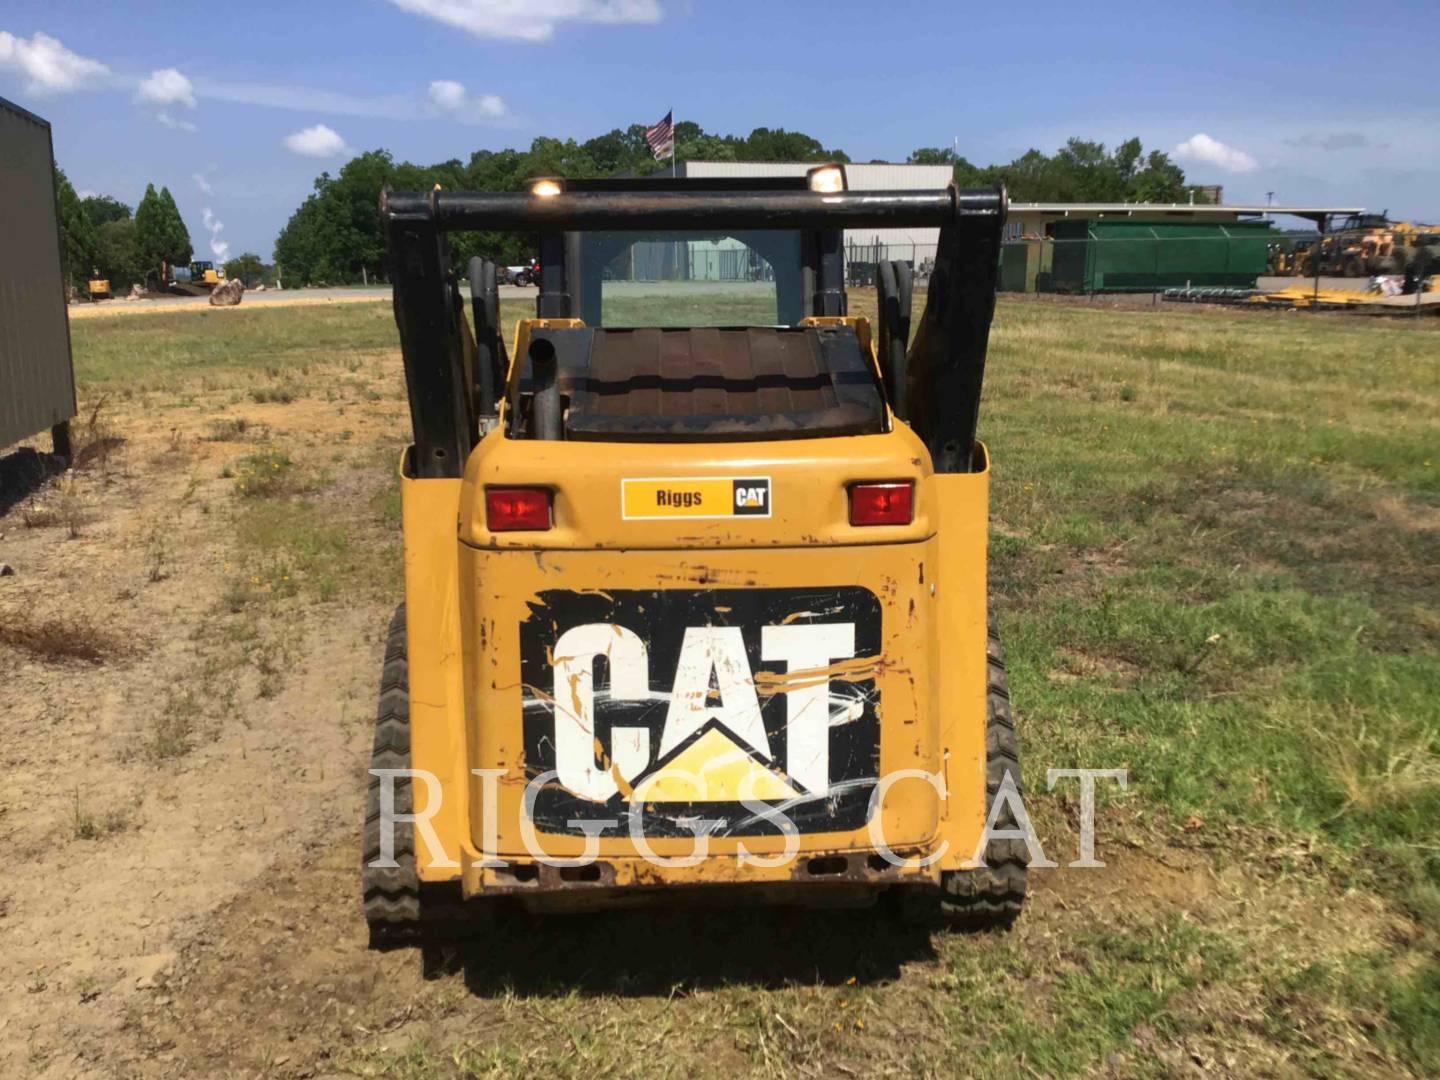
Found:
[518,587,883,838]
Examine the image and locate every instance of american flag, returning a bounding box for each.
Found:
[644,110,674,160]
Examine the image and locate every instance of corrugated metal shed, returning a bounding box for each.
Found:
[681,161,953,264]
[0,96,76,449]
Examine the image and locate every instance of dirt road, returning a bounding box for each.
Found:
[67,285,538,320]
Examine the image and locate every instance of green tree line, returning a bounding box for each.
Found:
[272,123,850,285]
[906,137,1195,204]
[53,169,272,295]
[53,168,202,293]
[273,127,1198,287]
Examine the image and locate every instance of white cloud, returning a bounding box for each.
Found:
[193,76,520,126]
[1284,132,1381,152]
[428,78,466,110]
[0,30,110,95]
[427,79,507,122]
[202,207,230,261]
[192,170,213,195]
[136,67,196,108]
[282,123,351,158]
[155,111,197,132]
[474,92,506,117]
[1172,133,1258,174]
[388,0,662,43]
[76,189,97,199]
[197,78,412,119]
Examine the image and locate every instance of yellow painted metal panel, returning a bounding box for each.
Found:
[933,449,990,870]
[458,425,933,552]
[396,309,995,898]
[398,458,467,882]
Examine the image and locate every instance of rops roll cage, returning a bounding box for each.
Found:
[382,182,1006,479]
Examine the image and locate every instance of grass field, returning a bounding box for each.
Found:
[2,295,1436,1077]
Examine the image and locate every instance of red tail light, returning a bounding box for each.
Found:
[848,482,913,526]
[485,487,552,531]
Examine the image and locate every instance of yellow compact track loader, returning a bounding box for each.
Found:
[365,169,1025,942]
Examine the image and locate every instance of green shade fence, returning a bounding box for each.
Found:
[1036,219,1276,293]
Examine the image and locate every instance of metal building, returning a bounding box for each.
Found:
[672,162,1369,294]
[679,161,954,274]
[0,96,75,454]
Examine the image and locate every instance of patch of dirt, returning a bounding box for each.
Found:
[1041,810,1410,942]
[1048,644,1144,685]
[1371,494,1440,534]
[67,295,390,320]
[0,377,399,1078]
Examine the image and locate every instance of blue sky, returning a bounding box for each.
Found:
[4,1,1436,260]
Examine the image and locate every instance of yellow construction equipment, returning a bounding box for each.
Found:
[1250,285,1375,308]
[187,260,224,288]
[86,268,110,301]
[1393,222,1440,278]
[363,170,1026,940]
[1289,215,1439,278]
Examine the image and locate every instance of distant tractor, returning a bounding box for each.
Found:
[1266,239,1309,276]
[1288,214,1440,278]
[87,269,111,301]
[188,261,225,288]
[169,260,228,297]
[1391,223,1440,278]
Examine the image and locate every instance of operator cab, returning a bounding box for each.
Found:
[480,173,891,444]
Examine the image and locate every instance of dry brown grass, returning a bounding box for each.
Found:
[70,397,125,473]
[1313,707,1440,815]
[19,474,93,537]
[0,610,132,664]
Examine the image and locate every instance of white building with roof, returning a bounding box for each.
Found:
[679,161,954,272]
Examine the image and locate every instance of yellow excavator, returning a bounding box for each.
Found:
[188,260,225,288]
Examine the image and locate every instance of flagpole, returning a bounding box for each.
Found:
[670,106,676,178]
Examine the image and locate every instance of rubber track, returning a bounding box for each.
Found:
[362,605,420,936]
[940,617,1028,927]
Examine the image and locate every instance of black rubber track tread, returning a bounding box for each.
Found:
[939,616,1028,928]
[363,606,421,938]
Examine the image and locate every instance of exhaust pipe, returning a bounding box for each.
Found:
[528,337,562,441]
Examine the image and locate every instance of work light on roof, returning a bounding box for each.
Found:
[807,164,848,194]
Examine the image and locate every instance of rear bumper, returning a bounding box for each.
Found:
[463,843,943,913]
